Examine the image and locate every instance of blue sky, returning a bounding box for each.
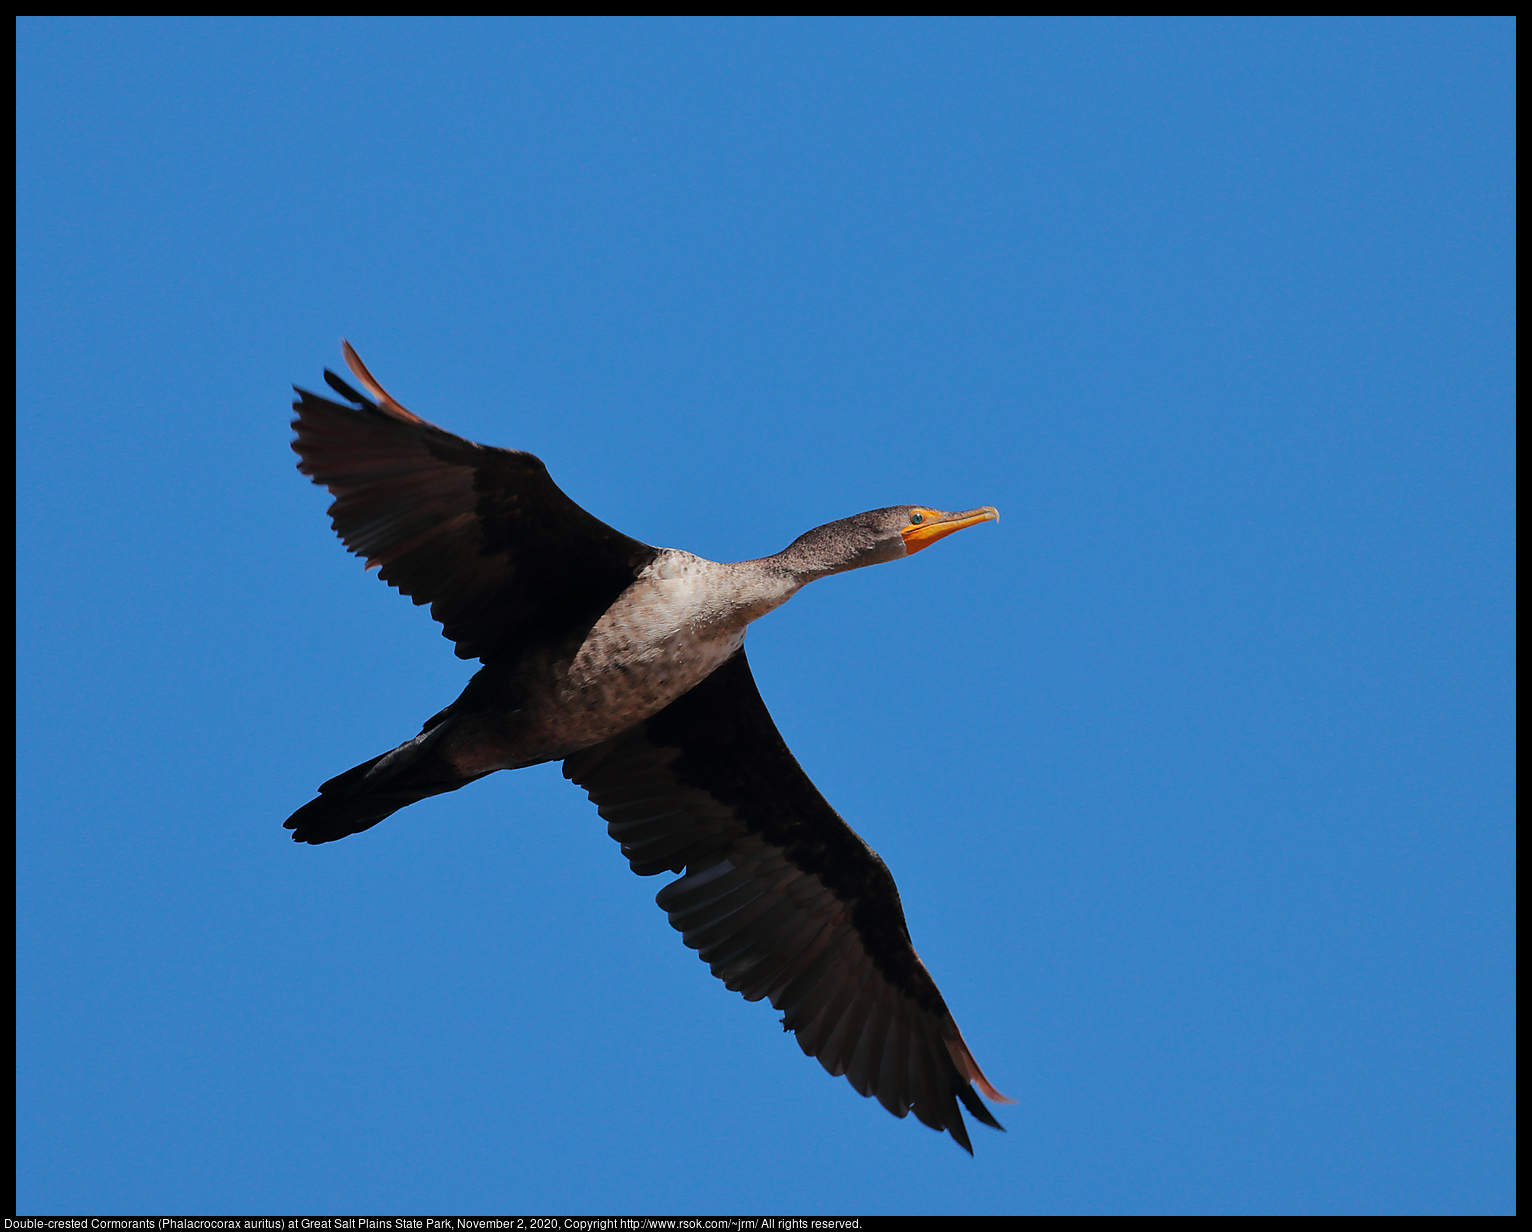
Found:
[17,17,1514,1216]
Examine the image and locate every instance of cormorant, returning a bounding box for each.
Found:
[286,343,1010,1151]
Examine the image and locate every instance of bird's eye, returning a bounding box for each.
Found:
[910,512,924,525]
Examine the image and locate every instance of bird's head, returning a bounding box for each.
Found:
[778,505,1000,579]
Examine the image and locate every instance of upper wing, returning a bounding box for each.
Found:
[563,649,1011,1152]
[291,343,657,662]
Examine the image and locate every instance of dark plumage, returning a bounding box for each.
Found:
[287,344,1009,1150]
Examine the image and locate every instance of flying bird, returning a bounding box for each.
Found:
[286,343,1011,1151]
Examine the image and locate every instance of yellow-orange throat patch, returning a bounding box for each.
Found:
[900,506,1000,554]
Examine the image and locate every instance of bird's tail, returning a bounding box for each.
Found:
[284,726,484,844]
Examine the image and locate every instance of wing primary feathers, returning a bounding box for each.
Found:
[956,1080,1006,1132]
[321,369,368,407]
[341,338,427,422]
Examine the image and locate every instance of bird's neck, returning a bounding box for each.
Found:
[761,542,829,582]
[661,539,873,638]
[711,557,811,625]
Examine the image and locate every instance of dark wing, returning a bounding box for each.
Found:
[291,343,657,662]
[563,649,1011,1152]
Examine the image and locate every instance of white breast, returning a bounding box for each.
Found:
[542,549,783,750]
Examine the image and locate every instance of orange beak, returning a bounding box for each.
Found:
[900,506,1000,554]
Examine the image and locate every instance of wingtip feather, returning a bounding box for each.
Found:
[944,1031,1016,1104]
[341,339,427,423]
